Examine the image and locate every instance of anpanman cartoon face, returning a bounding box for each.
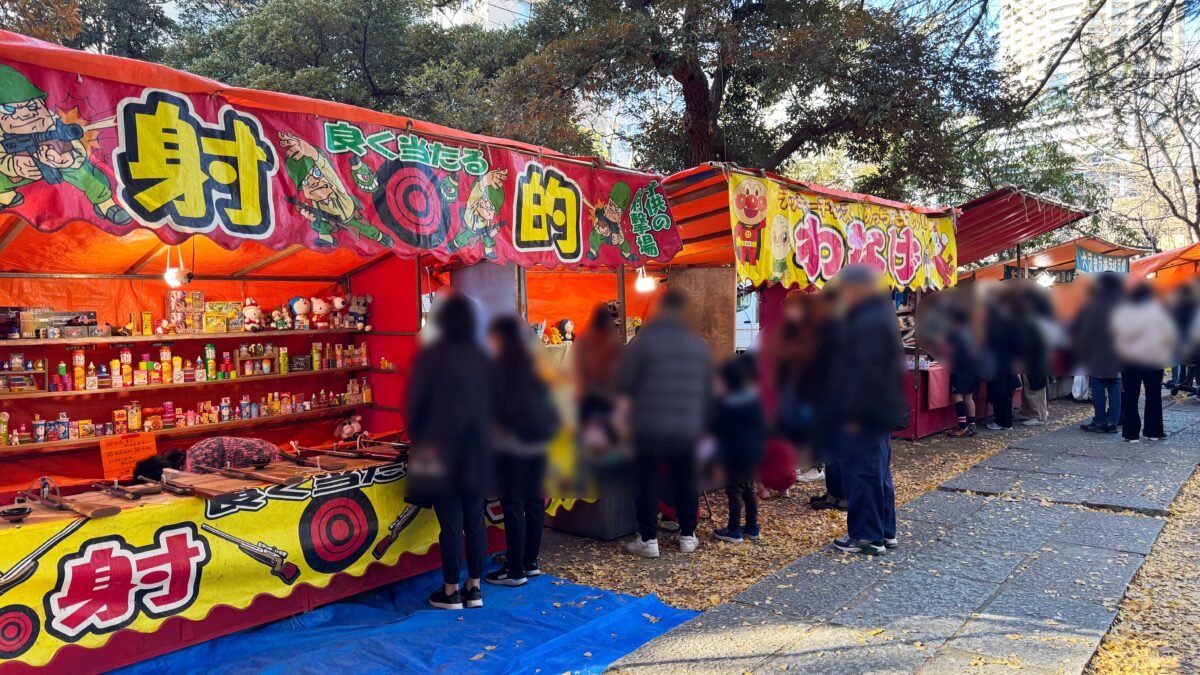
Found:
[733,178,768,226]
[769,213,793,258]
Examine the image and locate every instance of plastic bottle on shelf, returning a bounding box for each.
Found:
[85,362,98,390]
[128,401,142,431]
[172,356,184,383]
[109,358,121,388]
[279,347,289,374]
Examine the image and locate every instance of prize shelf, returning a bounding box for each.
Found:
[0,402,374,459]
[0,365,369,401]
[0,328,363,348]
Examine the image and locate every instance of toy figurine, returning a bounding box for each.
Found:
[242,297,264,332]
[288,297,312,330]
[271,307,291,330]
[556,319,575,342]
[330,295,348,328]
[333,414,369,442]
[347,294,373,331]
[310,297,332,330]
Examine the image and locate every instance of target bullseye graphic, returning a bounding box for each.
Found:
[374,161,451,249]
[0,605,38,659]
[300,490,377,574]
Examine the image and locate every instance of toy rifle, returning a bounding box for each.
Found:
[279,444,347,472]
[293,440,400,462]
[372,505,420,560]
[137,474,227,499]
[18,489,120,519]
[91,481,162,501]
[0,518,87,597]
[195,464,305,487]
[1,122,85,185]
[200,524,300,585]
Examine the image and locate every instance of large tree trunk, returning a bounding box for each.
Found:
[676,59,716,166]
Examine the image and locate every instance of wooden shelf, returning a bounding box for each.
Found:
[0,403,373,458]
[0,328,363,348]
[0,370,46,375]
[0,365,368,401]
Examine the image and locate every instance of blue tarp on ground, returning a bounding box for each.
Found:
[116,564,696,674]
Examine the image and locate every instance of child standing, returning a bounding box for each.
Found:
[712,358,767,543]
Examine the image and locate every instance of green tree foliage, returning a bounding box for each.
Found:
[66,0,175,60]
[497,0,1028,200]
[166,0,597,153]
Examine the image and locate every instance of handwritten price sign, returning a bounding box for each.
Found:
[99,433,158,479]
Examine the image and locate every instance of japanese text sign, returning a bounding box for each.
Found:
[726,174,957,290]
[0,57,679,269]
[1075,246,1131,274]
[98,432,158,480]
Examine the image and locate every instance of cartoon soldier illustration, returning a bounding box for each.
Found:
[585,181,636,261]
[278,131,395,248]
[0,64,132,225]
[446,168,508,260]
[731,177,768,265]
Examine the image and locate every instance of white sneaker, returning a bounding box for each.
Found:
[796,468,826,483]
[679,535,699,553]
[1021,419,1046,427]
[626,537,660,558]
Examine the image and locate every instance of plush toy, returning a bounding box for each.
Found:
[556,319,575,342]
[310,297,332,329]
[333,414,369,442]
[271,307,292,331]
[330,295,348,328]
[288,296,312,330]
[547,326,563,345]
[347,294,373,331]
[242,297,264,332]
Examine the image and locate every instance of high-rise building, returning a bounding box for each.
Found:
[433,0,533,30]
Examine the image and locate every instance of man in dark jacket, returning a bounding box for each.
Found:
[1071,273,1123,432]
[826,265,906,556]
[405,294,494,610]
[616,288,713,558]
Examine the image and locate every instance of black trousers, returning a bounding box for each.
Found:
[433,493,486,585]
[725,482,758,530]
[497,454,547,578]
[825,461,845,500]
[987,373,1016,428]
[634,437,698,541]
[1121,367,1165,440]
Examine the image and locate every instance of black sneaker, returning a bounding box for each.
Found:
[833,536,886,555]
[1080,422,1105,433]
[1104,424,1119,434]
[484,569,528,587]
[463,586,483,608]
[884,538,898,550]
[429,589,463,610]
[524,563,542,577]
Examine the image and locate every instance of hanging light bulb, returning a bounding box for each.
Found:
[163,245,191,288]
[635,267,658,293]
[1035,271,1055,288]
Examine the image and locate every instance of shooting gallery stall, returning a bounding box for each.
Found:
[661,163,959,439]
[0,30,681,672]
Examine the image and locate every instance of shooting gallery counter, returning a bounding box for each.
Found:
[0,456,504,673]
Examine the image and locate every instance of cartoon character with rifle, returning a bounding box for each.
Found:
[278,131,395,249]
[0,64,131,225]
[586,181,636,261]
[446,168,507,260]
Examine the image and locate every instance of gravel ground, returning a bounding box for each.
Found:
[1088,405,1200,673]
[539,399,1093,611]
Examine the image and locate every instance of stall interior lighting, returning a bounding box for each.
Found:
[635,267,657,293]
[163,245,192,288]
[1035,271,1055,288]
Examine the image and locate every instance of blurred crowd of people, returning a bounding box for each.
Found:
[403,267,1200,610]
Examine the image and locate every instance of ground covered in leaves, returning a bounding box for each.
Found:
[1089,422,1200,674]
[540,400,1093,611]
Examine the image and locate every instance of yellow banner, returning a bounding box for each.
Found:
[728,174,957,290]
[0,465,456,667]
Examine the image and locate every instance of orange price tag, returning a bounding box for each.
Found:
[99,433,158,479]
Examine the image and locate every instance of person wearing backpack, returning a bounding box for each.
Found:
[485,315,561,586]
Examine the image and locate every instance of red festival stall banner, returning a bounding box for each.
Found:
[0,50,679,269]
[727,173,957,290]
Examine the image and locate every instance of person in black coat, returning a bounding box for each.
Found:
[711,357,767,544]
[405,294,494,611]
[826,265,906,557]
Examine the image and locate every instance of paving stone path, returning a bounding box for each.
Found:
[611,398,1200,674]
